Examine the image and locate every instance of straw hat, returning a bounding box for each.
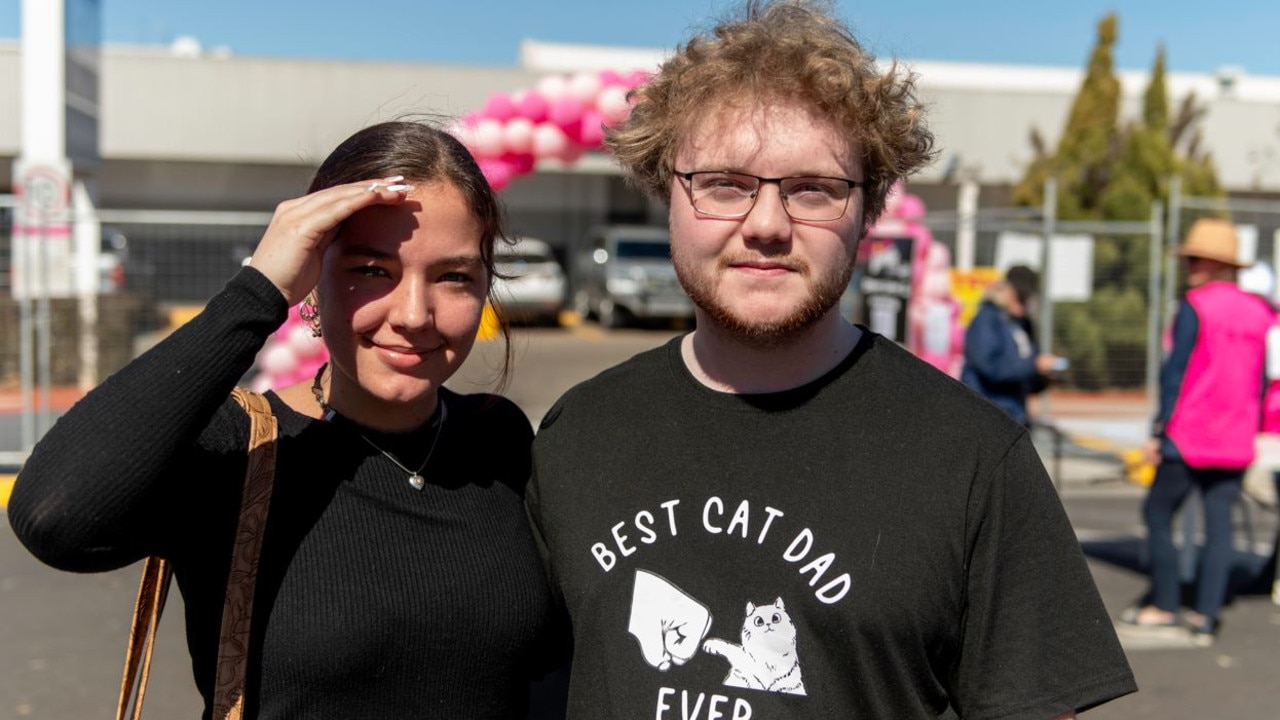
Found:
[1172,218,1249,268]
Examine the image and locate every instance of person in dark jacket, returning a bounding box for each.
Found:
[961,265,1062,426]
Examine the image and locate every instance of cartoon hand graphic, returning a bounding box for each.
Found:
[627,570,713,671]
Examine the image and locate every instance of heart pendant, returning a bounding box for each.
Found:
[409,473,425,490]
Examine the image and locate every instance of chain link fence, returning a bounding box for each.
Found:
[3,181,1279,459]
[0,200,270,457]
[926,192,1164,400]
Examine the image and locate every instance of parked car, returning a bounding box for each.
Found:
[492,237,567,326]
[98,227,130,293]
[571,225,694,328]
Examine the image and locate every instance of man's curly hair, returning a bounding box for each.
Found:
[606,0,936,226]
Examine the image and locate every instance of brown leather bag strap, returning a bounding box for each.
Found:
[116,556,173,720]
[213,388,278,720]
[115,388,277,720]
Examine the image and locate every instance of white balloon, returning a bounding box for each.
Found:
[535,74,569,101]
[532,123,569,159]
[567,71,603,104]
[472,118,505,158]
[288,324,323,359]
[259,342,299,378]
[503,117,536,155]
[449,121,476,148]
[597,86,632,125]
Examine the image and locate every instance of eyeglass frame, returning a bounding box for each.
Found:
[674,170,866,222]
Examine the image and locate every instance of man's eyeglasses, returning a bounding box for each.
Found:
[675,171,864,223]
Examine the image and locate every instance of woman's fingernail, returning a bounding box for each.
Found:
[385,184,415,192]
[386,175,405,182]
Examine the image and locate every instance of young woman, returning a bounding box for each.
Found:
[9,121,565,719]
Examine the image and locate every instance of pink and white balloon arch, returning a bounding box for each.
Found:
[450,69,652,191]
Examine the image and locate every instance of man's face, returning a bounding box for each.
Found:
[668,101,865,346]
[1184,256,1228,288]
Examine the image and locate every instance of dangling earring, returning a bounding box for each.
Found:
[299,292,322,337]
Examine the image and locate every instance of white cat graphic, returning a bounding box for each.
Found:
[703,597,806,696]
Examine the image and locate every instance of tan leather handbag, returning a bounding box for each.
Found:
[116,388,278,720]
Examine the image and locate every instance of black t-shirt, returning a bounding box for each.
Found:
[528,331,1135,719]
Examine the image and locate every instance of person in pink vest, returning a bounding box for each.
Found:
[1120,218,1275,645]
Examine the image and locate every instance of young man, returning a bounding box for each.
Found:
[527,2,1136,717]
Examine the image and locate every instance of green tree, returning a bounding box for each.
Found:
[1014,18,1224,389]
[1014,14,1121,218]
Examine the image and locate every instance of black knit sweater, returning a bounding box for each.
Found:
[8,268,564,719]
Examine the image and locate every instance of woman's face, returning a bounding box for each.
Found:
[317,181,488,430]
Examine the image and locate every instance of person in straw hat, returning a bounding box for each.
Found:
[1119,217,1276,646]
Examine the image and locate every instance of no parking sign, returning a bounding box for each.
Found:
[11,160,75,298]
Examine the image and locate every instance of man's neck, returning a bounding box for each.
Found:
[681,311,862,394]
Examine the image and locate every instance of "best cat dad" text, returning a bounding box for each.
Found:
[589,497,851,604]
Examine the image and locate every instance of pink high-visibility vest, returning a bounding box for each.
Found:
[1166,281,1275,469]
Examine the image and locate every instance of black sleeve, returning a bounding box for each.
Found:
[8,267,288,572]
[951,433,1137,719]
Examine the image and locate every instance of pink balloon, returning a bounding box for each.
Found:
[472,118,505,158]
[597,86,632,125]
[483,93,516,122]
[532,123,569,159]
[516,92,549,123]
[477,157,514,191]
[548,97,585,130]
[623,70,653,89]
[502,152,536,175]
[598,69,624,87]
[297,357,327,385]
[897,194,926,221]
[502,117,535,155]
[579,110,606,148]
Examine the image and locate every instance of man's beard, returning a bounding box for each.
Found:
[673,248,855,349]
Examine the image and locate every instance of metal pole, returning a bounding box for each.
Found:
[1039,178,1057,418]
[18,213,35,453]
[37,215,52,435]
[1146,200,1164,414]
[955,178,979,271]
[1164,176,1183,333]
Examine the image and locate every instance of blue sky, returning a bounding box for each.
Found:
[2,0,1279,76]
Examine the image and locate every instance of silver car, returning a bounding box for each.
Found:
[492,237,567,326]
[571,225,694,328]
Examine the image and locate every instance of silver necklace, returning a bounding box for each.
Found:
[312,363,446,491]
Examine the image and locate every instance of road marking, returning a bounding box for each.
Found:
[1114,624,1200,651]
[570,324,605,341]
[1,475,14,508]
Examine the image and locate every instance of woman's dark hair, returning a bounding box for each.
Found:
[309,119,514,390]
